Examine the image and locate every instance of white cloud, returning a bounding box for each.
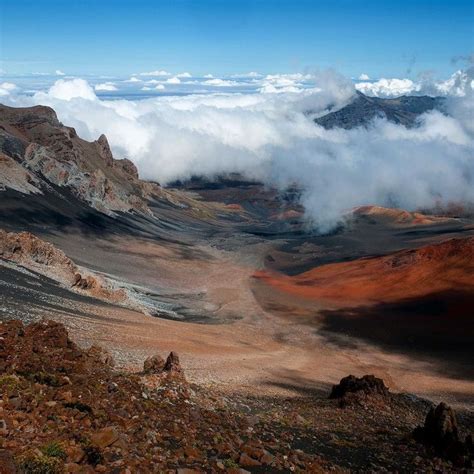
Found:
[34,78,97,101]
[231,71,262,78]
[11,69,473,232]
[358,73,370,81]
[124,77,142,83]
[355,78,420,96]
[94,82,118,91]
[203,78,239,87]
[155,84,165,90]
[355,70,474,98]
[177,72,192,78]
[139,70,171,77]
[0,82,18,96]
[166,76,181,84]
[55,70,66,76]
[204,74,214,78]
[435,70,474,97]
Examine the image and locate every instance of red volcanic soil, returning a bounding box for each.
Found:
[255,237,474,306]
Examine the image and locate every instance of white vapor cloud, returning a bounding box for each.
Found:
[94,82,118,92]
[358,73,370,81]
[166,77,181,84]
[35,78,97,101]
[355,70,474,97]
[0,82,18,96]
[55,69,66,76]
[177,72,192,78]
[356,78,420,96]
[7,70,474,232]
[139,70,171,77]
[203,78,239,87]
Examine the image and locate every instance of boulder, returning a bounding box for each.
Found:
[143,354,165,374]
[329,374,389,399]
[91,426,119,449]
[164,351,182,373]
[413,402,473,467]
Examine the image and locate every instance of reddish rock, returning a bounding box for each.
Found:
[239,452,261,466]
[91,426,120,449]
[164,351,182,374]
[95,134,114,167]
[87,345,115,367]
[143,354,165,374]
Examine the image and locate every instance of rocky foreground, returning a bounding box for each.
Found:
[0,320,472,473]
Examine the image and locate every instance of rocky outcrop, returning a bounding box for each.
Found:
[0,229,128,306]
[329,375,389,407]
[0,229,77,284]
[413,402,473,467]
[164,351,183,374]
[114,158,139,179]
[143,354,166,374]
[0,104,155,215]
[95,134,114,167]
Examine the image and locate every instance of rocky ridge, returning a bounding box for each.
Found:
[0,229,130,307]
[313,91,445,129]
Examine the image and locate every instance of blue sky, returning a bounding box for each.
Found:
[1,0,473,78]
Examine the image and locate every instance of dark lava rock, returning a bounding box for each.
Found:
[329,374,389,399]
[413,402,473,467]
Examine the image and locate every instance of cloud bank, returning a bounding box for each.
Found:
[4,70,473,232]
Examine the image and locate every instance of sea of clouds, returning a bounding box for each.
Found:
[1,68,473,231]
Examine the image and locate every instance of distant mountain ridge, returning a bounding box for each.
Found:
[314,91,446,129]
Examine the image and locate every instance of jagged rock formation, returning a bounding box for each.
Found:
[0,104,155,215]
[413,402,473,467]
[314,91,445,129]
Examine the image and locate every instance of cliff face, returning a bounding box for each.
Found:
[0,104,154,215]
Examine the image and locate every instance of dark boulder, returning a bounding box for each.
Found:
[413,402,473,467]
[329,374,389,399]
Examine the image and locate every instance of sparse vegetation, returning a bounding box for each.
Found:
[16,451,63,474]
[41,441,67,460]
